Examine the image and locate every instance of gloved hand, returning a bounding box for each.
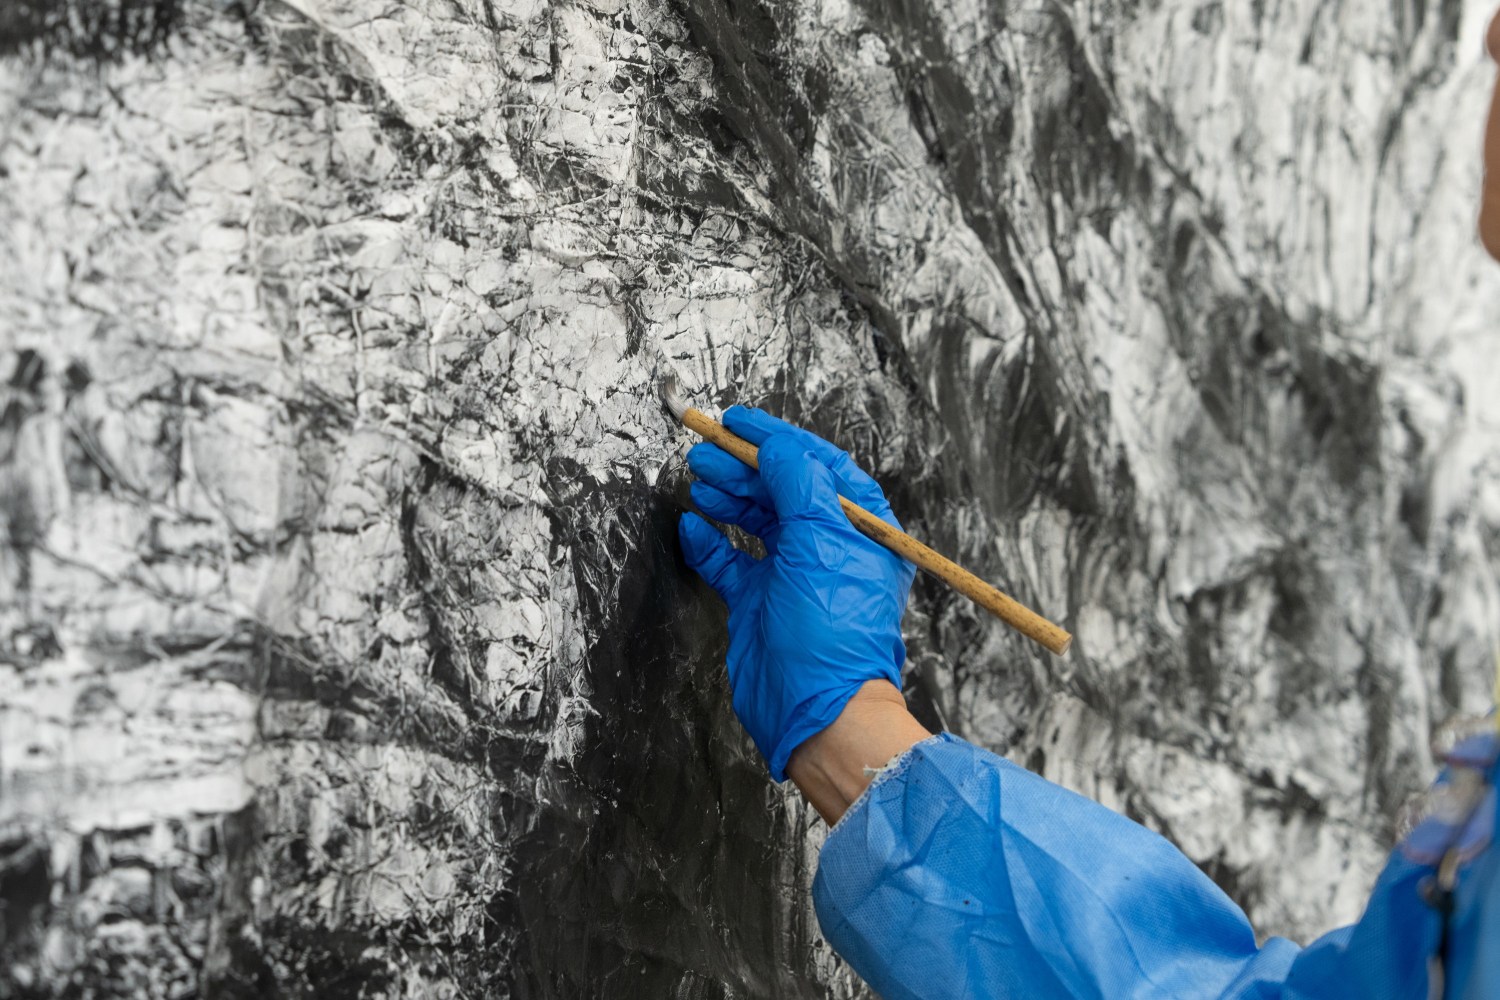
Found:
[678,406,916,781]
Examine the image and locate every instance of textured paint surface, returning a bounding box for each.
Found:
[3,0,1500,996]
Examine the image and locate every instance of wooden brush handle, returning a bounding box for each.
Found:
[681,408,1073,656]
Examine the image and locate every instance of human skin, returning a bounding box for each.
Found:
[1482,7,1500,260]
[786,680,931,825]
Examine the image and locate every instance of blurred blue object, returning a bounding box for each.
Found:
[814,733,1500,999]
[1401,732,1496,868]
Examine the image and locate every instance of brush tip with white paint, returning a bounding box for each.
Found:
[660,375,689,422]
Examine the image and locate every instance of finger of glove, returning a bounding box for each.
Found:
[756,434,843,523]
[690,481,778,541]
[679,513,755,606]
[686,443,773,508]
[723,406,896,525]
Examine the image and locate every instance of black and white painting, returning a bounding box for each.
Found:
[3,0,1499,995]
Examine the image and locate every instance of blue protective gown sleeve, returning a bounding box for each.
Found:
[812,732,1500,1000]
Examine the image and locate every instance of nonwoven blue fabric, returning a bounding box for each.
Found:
[813,733,1500,1000]
[677,406,915,781]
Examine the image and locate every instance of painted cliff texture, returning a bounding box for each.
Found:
[3,0,1499,996]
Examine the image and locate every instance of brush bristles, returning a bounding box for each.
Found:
[660,376,689,421]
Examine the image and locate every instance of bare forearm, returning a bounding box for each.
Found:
[1483,9,1500,260]
[1481,71,1500,259]
[786,680,931,825]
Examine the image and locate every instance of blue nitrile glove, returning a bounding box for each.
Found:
[677,406,916,781]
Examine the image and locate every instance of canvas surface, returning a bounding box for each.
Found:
[3,1,1500,995]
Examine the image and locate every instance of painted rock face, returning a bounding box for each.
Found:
[5,1,1500,996]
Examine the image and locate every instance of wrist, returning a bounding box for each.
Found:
[785,679,931,824]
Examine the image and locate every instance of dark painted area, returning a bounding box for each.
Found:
[505,474,826,997]
[0,0,184,59]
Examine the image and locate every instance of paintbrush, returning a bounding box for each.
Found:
[662,377,1073,656]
